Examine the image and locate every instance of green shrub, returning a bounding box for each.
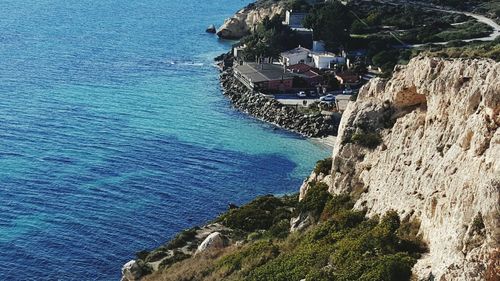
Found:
[144,228,198,262]
[471,212,485,233]
[351,132,382,149]
[296,182,332,218]
[320,194,354,221]
[314,157,333,175]
[218,195,293,232]
[265,219,291,239]
[135,250,149,260]
[216,240,280,276]
[158,251,191,270]
[156,192,426,281]
[167,228,198,249]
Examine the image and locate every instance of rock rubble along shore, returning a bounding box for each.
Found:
[219,68,338,138]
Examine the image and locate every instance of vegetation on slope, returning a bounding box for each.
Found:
[238,0,498,74]
[421,37,500,61]
[142,183,426,281]
[240,15,305,61]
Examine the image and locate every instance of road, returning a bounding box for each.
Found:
[369,0,500,47]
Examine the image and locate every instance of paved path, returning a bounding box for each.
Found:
[370,0,500,47]
[410,8,500,47]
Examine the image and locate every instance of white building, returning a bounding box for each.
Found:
[280,46,312,66]
[233,44,246,58]
[311,52,346,70]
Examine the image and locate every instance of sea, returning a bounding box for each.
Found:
[0,1,331,280]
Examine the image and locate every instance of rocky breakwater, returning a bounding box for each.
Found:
[220,69,338,137]
[217,1,284,39]
[300,56,499,280]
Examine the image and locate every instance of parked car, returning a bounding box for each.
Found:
[297,91,307,98]
[342,89,353,94]
[320,94,335,101]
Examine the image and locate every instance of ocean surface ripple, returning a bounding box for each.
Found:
[0,1,330,280]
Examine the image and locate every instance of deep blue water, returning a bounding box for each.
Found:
[0,1,330,280]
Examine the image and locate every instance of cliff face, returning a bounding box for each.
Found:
[217,3,284,39]
[325,56,499,280]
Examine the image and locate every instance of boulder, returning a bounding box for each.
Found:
[290,212,315,232]
[206,24,216,33]
[196,232,228,254]
[121,260,143,281]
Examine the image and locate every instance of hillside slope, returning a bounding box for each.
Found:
[325,56,499,280]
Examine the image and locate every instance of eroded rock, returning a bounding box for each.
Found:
[323,56,499,280]
[196,232,229,254]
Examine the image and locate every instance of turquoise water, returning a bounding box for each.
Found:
[0,1,330,280]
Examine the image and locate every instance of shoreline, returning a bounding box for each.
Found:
[218,67,339,138]
[311,135,337,149]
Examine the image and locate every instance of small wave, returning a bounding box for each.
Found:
[165,60,204,67]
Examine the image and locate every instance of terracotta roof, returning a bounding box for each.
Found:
[287,63,313,73]
[335,71,360,83]
[304,70,320,78]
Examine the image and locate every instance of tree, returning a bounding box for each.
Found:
[303,2,353,50]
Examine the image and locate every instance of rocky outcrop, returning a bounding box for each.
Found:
[290,211,315,232]
[195,232,229,254]
[120,223,234,280]
[121,260,147,281]
[217,2,284,39]
[206,24,216,33]
[299,170,332,201]
[220,69,339,137]
[321,56,499,280]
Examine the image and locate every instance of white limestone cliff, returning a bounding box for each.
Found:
[217,3,284,39]
[317,56,499,280]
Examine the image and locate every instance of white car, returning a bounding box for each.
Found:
[320,94,335,101]
[296,91,307,98]
[342,89,353,94]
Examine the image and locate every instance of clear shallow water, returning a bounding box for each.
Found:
[0,1,330,280]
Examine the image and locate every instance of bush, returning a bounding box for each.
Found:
[218,195,294,232]
[296,182,332,218]
[320,194,355,221]
[144,228,198,262]
[154,193,426,281]
[158,251,191,270]
[351,132,382,149]
[216,240,280,276]
[314,157,332,175]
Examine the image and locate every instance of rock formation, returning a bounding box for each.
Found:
[196,232,229,254]
[217,2,284,39]
[206,24,216,33]
[121,260,145,281]
[315,56,499,280]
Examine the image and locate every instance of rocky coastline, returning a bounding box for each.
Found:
[219,68,339,138]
